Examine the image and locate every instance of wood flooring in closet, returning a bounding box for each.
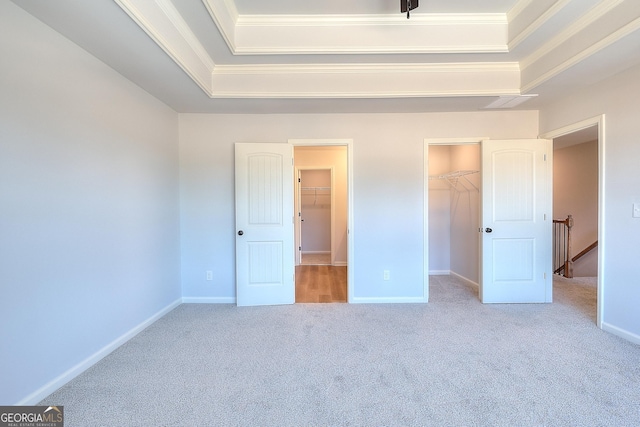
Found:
[295,265,347,303]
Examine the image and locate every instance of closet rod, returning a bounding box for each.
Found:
[428,170,479,192]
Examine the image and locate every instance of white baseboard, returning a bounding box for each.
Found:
[602,322,640,345]
[16,297,182,405]
[351,296,427,304]
[429,270,451,276]
[450,271,480,288]
[182,297,236,304]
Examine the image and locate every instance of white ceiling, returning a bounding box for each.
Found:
[11,0,640,114]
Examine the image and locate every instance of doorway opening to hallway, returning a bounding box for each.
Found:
[293,145,349,303]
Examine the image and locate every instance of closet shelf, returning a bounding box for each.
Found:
[301,187,331,192]
[301,186,331,205]
[429,170,479,192]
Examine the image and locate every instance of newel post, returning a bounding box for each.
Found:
[565,215,574,278]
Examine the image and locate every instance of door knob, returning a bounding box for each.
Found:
[238,230,244,236]
[485,228,492,233]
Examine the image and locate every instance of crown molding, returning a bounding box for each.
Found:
[211,62,521,99]
[213,62,520,75]
[521,16,640,93]
[507,0,535,23]
[236,13,506,27]
[202,0,238,52]
[232,17,508,55]
[113,0,638,103]
[232,45,509,55]
[207,89,523,99]
[114,0,215,95]
[508,0,571,50]
[202,0,508,56]
[520,0,626,70]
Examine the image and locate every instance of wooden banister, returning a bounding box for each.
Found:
[572,240,598,263]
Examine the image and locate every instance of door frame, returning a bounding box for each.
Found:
[289,139,354,303]
[540,115,605,328]
[295,167,335,266]
[424,137,488,302]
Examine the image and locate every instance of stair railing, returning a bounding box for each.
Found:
[553,215,574,278]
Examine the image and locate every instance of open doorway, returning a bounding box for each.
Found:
[541,116,604,326]
[293,144,349,303]
[426,140,481,302]
[549,124,600,323]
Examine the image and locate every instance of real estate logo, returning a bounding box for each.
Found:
[0,406,63,427]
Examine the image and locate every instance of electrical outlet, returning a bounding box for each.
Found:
[383,270,390,281]
[206,271,213,281]
[633,203,640,218]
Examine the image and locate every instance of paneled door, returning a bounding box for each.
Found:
[235,143,295,306]
[481,139,552,303]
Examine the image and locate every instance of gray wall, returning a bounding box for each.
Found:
[0,3,181,404]
[179,112,539,302]
[540,62,640,343]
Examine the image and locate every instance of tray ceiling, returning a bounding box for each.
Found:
[12,0,640,113]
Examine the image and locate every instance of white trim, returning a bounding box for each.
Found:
[182,297,236,304]
[507,0,535,23]
[450,270,480,288]
[232,45,508,55]
[540,115,603,139]
[155,0,216,70]
[522,17,640,93]
[216,11,507,55]
[210,89,522,99]
[202,0,238,52]
[237,13,507,27]
[520,0,625,70]
[210,63,520,100]
[601,322,640,346]
[114,0,215,95]
[540,114,605,328]
[15,298,182,405]
[426,137,490,145]
[508,0,570,50]
[213,62,520,75]
[429,270,451,276]
[290,139,354,303]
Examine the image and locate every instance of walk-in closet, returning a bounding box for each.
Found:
[428,144,480,287]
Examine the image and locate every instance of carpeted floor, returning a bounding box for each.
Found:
[40,275,640,426]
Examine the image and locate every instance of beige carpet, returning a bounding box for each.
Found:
[40,274,640,426]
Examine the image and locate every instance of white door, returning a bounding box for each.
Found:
[481,139,552,303]
[235,143,295,306]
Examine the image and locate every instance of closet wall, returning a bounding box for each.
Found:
[300,169,331,255]
[428,144,480,284]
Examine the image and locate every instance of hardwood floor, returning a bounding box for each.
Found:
[295,265,347,303]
